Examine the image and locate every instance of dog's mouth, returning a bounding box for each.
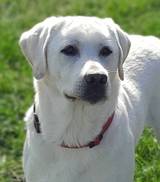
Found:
[64,91,107,104]
[64,93,77,101]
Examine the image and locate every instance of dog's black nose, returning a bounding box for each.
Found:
[84,73,107,85]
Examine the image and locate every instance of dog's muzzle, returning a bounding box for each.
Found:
[78,73,108,104]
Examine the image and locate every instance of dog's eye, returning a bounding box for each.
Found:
[99,46,112,57]
[61,45,79,56]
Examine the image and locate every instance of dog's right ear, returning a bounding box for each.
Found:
[19,18,56,79]
[104,18,131,80]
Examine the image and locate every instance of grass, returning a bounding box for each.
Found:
[0,0,160,181]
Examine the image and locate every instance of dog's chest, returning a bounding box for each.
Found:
[26,148,124,182]
[26,146,108,182]
[25,118,135,182]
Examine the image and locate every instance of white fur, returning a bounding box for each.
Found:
[19,16,160,182]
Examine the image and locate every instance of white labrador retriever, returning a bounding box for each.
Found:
[19,16,160,182]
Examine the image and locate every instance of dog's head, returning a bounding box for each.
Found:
[19,16,130,104]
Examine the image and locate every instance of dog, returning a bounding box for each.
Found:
[19,16,160,182]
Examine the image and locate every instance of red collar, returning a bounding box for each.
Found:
[61,112,115,149]
[33,104,114,149]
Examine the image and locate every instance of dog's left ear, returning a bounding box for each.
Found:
[104,18,131,80]
[19,18,55,79]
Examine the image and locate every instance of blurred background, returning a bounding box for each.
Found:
[0,0,160,181]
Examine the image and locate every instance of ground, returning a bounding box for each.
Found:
[0,0,160,181]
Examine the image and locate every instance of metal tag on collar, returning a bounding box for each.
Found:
[33,103,41,133]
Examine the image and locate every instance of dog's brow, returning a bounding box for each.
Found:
[59,40,79,49]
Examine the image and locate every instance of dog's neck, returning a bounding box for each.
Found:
[33,77,120,147]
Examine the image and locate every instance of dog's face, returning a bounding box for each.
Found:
[19,16,130,104]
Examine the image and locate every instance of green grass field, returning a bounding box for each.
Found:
[0,0,160,181]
